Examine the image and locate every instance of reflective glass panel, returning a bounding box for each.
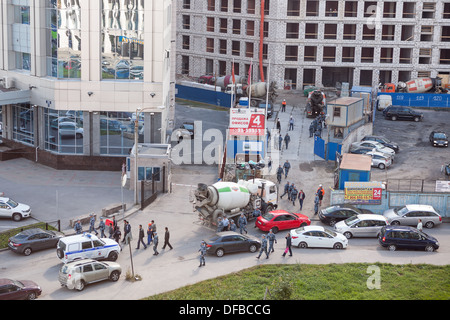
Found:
[12,104,34,145]
[44,108,84,154]
[99,112,136,155]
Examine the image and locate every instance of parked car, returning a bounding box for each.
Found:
[0,196,32,221]
[56,233,121,263]
[318,204,374,227]
[350,141,395,159]
[290,226,348,249]
[0,279,42,300]
[255,210,311,233]
[384,106,423,122]
[429,131,448,147]
[204,231,261,257]
[58,122,83,139]
[366,151,392,170]
[361,135,399,153]
[58,259,122,291]
[445,163,450,176]
[350,146,375,155]
[383,204,442,228]
[334,214,389,239]
[8,228,64,256]
[378,226,439,252]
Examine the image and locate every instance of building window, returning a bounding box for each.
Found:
[13,104,34,146]
[15,5,30,25]
[46,0,82,79]
[15,53,31,71]
[101,0,144,81]
[138,167,161,181]
[99,112,135,156]
[333,107,341,117]
[44,108,84,154]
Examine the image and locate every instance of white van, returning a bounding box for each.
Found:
[376,95,392,111]
[56,233,120,264]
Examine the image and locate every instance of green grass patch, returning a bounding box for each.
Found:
[144,263,450,300]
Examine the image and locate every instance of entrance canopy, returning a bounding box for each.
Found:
[0,88,31,106]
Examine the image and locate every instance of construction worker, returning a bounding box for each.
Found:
[281,99,287,112]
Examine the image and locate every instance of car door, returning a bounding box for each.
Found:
[285,213,299,230]
[301,231,317,247]
[0,202,11,218]
[82,263,97,283]
[232,235,249,252]
[351,221,368,237]
[93,262,110,281]
[310,231,327,248]
[81,240,94,259]
[273,214,288,231]
[92,239,106,259]
[402,211,418,226]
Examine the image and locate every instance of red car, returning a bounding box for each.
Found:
[255,210,311,233]
[0,279,42,300]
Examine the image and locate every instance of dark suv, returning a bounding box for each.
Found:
[429,131,448,147]
[378,226,439,252]
[383,106,423,122]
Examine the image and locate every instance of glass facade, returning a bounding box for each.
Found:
[99,112,137,155]
[101,0,145,80]
[43,108,84,154]
[46,0,82,79]
[12,104,34,146]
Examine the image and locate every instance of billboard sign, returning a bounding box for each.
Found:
[229,108,265,136]
[344,181,383,205]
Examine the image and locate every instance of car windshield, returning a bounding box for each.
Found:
[12,280,24,288]
[434,133,447,139]
[6,199,18,208]
[344,216,359,226]
[324,228,337,237]
[262,212,274,221]
[324,207,338,214]
[394,207,408,216]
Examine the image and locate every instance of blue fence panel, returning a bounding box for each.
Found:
[176,84,232,108]
[378,93,450,108]
[326,142,342,161]
[314,136,325,159]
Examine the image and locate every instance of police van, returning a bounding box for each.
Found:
[56,233,120,264]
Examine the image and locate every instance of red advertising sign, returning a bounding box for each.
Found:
[229,109,266,136]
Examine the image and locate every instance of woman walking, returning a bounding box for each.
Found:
[282,232,292,257]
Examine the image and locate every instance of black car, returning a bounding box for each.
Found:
[8,228,64,256]
[361,135,399,153]
[429,131,448,147]
[378,226,439,252]
[205,231,261,257]
[384,106,423,122]
[318,204,374,227]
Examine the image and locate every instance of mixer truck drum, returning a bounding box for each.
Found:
[197,183,208,191]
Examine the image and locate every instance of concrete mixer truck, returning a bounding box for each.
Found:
[192,179,278,228]
[245,82,278,107]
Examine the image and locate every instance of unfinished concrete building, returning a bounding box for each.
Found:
[176,0,450,89]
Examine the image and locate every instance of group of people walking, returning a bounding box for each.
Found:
[280,181,306,210]
[256,229,293,259]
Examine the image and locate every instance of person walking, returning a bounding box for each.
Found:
[238,213,248,234]
[309,122,315,138]
[276,165,284,184]
[123,220,132,245]
[290,185,298,206]
[198,241,207,267]
[152,232,159,255]
[147,223,153,246]
[267,229,277,255]
[288,116,294,131]
[281,99,287,112]
[229,220,237,232]
[162,227,173,250]
[417,219,423,232]
[136,224,147,249]
[276,118,281,133]
[74,220,82,234]
[280,181,290,199]
[256,235,269,259]
[317,185,325,206]
[283,160,291,179]
[278,134,283,151]
[113,226,122,251]
[298,189,306,211]
[314,193,320,215]
[89,214,98,236]
[282,233,293,257]
[98,217,106,238]
[284,133,291,150]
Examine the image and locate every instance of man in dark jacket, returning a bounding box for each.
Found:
[136,224,147,249]
[162,227,173,250]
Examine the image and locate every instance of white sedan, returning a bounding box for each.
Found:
[0,196,32,221]
[351,141,395,159]
[290,226,348,249]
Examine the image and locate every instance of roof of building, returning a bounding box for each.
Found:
[340,153,371,171]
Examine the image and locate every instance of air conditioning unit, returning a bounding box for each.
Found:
[2,77,15,89]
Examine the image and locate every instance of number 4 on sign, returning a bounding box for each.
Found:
[250,114,264,129]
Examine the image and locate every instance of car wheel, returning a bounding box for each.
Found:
[388,244,397,251]
[23,247,32,256]
[298,242,308,249]
[414,117,420,122]
[110,270,121,282]
[249,244,258,253]
[216,248,225,257]
[76,280,86,291]
[108,251,119,261]
[12,213,22,222]
[391,220,400,226]
[27,292,37,300]
[424,221,434,229]
[271,227,279,234]
[344,232,352,239]
[425,245,435,252]
[329,219,337,227]
[333,242,343,249]
[391,116,397,121]
[378,163,386,170]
